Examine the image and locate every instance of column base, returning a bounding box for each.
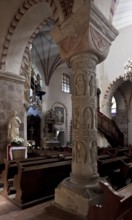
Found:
[54,176,104,217]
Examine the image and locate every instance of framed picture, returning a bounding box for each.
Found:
[54,106,64,124]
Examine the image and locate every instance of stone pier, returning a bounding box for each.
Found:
[51,1,118,216]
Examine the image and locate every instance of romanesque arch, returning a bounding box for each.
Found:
[1,0,61,74]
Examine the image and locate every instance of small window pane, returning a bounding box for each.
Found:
[62,73,70,93]
[111,96,117,114]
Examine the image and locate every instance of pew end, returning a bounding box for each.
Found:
[87,180,132,220]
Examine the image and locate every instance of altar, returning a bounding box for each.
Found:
[9,146,27,160]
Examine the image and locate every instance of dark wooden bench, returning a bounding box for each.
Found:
[13,160,71,208]
[98,155,130,177]
[108,160,132,189]
[87,180,132,220]
[1,155,69,197]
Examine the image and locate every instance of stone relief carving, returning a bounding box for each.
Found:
[75,141,87,163]
[89,73,96,96]
[60,23,88,56]
[72,57,97,75]
[73,107,80,129]
[82,106,93,130]
[90,4,119,42]
[90,26,109,53]
[90,140,98,174]
[74,73,86,96]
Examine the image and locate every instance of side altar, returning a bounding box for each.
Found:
[9,146,27,160]
[7,111,27,160]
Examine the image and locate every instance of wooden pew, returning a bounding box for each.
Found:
[87,180,132,220]
[108,160,131,189]
[13,159,71,208]
[1,156,68,197]
[98,155,130,177]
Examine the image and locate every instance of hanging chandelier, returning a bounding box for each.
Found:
[124,58,132,82]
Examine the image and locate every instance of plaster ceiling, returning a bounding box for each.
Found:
[113,0,132,30]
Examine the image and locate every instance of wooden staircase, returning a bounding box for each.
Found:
[97,111,124,147]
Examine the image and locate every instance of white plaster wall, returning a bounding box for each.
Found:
[97,25,132,111]
[94,0,112,20]
[41,63,72,143]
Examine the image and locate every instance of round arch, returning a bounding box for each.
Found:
[102,75,125,117]
[5,2,54,74]
[1,0,63,75]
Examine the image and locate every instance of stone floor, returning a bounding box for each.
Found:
[0,195,86,220]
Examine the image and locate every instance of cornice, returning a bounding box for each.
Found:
[90,3,119,43]
[0,70,25,84]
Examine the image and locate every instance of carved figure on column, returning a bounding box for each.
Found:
[73,107,80,129]
[90,140,98,174]
[76,141,87,163]
[83,106,93,130]
[89,74,96,96]
[75,74,86,96]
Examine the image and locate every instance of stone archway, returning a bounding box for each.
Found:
[102,75,125,117]
[1,0,62,74]
[0,0,64,158]
[113,89,128,144]
[102,75,129,144]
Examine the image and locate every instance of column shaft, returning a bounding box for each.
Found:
[70,53,99,183]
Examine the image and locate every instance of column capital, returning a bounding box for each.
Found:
[51,1,118,64]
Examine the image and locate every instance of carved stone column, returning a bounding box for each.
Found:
[71,53,98,183]
[51,0,118,216]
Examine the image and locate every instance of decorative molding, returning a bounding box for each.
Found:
[51,1,118,63]
[90,2,119,43]
[90,26,109,53]
[104,75,123,100]
[0,0,59,70]
[0,70,25,84]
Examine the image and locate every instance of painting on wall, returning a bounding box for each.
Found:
[54,106,64,124]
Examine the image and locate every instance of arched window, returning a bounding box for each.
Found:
[111,96,117,116]
[62,73,70,93]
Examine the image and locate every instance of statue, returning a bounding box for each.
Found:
[8,111,22,143]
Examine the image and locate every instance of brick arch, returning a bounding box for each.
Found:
[116,88,128,110]
[103,74,127,116]
[0,0,60,71]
